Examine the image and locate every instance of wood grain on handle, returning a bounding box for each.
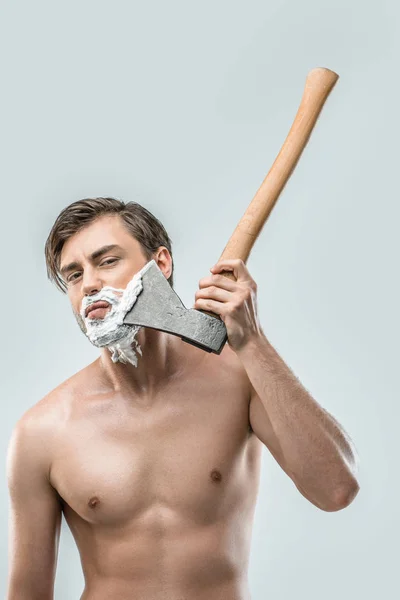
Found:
[200,67,339,320]
[219,67,339,269]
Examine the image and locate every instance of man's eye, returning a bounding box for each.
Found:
[67,259,118,283]
[100,258,118,266]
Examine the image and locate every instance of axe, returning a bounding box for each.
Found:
[123,67,339,354]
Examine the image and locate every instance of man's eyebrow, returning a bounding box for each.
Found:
[59,244,125,277]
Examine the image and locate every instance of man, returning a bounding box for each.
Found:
[6,197,360,600]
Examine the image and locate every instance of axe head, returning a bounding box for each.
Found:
[122,260,228,354]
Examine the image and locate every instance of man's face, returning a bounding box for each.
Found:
[59,214,153,359]
[61,214,150,316]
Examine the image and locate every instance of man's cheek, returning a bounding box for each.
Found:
[73,308,87,335]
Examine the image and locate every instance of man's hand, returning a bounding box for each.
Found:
[194,258,262,352]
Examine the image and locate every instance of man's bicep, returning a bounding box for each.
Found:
[6,417,62,600]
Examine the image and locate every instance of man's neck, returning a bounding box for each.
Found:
[98,327,190,398]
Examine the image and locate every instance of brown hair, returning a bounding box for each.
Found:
[44,197,174,293]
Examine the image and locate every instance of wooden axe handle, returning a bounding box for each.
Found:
[218,67,339,282]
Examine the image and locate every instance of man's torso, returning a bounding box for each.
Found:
[36,343,263,599]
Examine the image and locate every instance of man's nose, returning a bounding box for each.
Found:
[81,268,103,296]
[84,287,100,297]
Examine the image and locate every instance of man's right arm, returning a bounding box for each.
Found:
[5,413,62,600]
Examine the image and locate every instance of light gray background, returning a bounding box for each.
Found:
[1,0,397,598]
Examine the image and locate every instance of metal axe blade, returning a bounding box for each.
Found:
[122,260,228,354]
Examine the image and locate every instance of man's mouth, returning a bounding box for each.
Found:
[85,301,111,319]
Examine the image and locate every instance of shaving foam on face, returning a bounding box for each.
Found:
[79,260,154,367]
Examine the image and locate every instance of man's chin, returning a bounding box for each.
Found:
[72,308,142,351]
[87,323,140,348]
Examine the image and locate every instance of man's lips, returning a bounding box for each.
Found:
[85,301,111,318]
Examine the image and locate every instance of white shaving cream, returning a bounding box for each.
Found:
[79,260,154,367]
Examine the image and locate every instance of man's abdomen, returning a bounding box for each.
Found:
[78,516,254,599]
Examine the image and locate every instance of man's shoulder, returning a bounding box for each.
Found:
[202,342,252,391]
[19,360,98,426]
[216,342,249,372]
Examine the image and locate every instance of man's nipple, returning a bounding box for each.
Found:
[88,495,100,508]
[210,469,222,483]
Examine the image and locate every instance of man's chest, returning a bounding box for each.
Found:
[49,366,259,527]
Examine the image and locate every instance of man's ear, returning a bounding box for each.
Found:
[154,247,173,280]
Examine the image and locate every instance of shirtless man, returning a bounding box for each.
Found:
[6,197,360,600]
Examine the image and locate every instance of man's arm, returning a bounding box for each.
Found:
[240,332,360,512]
[194,258,360,511]
[6,414,62,600]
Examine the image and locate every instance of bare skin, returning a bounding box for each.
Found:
[49,338,260,599]
[6,215,264,600]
